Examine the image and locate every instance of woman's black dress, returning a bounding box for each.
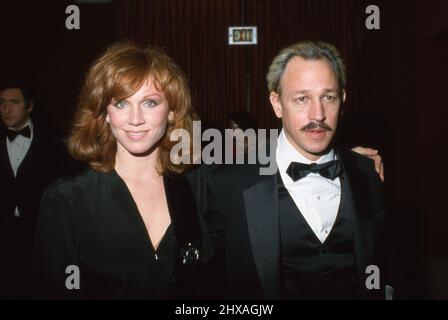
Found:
[33,168,212,299]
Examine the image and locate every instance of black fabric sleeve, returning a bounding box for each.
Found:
[32,179,82,299]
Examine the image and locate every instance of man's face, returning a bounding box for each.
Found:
[0,88,32,130]
[270,56,345,161]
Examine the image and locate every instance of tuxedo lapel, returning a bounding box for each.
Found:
[0,136,14,179]
[243,171,280,299]
[337,149,375,294]
[16,127,40,180]
[16,141,32,180]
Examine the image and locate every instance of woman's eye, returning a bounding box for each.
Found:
[114,101,127,108]
[143,99,157,108]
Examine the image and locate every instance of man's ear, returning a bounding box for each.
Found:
[270,91,283,119]
[340,90,346,117]
[26,101,33,113]
[24,97,34,111]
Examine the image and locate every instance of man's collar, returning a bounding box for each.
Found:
[7,119,33,133]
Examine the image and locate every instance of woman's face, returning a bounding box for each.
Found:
[106,76,173,157]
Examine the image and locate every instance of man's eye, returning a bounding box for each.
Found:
[295,96,307,103]
[143,99,157,108]
[324,95,336,102]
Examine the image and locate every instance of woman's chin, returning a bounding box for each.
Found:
[125,141,162,157]
[120,144,151,156]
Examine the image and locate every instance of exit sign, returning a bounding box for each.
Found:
[228,26,257,45]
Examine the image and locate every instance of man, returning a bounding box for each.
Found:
[204,42,389,299]
[0,85,68,298]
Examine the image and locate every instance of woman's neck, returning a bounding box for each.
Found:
[114,147,162,181]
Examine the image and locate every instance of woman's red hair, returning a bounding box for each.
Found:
[67,42,196,174]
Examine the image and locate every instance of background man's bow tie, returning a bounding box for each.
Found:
[6,126,31,141]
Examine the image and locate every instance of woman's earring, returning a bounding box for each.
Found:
[106,114,110,123]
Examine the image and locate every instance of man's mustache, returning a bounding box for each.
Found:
[300,121,332,131]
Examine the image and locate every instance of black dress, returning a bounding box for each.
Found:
[33,168,212,299]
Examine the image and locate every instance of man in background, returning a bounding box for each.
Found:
[0,84,68,298]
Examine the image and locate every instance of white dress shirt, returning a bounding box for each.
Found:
[6,119,33,217]
[276,129,341,243]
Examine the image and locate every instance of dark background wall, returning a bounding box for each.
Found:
[416,0,448,299]
[116,0,366,131]
[0,0,116,136]
[0,0,443,299]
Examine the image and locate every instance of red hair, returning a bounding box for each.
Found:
[68,42,196,174]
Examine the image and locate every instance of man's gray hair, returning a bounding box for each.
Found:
[266,41,346,95]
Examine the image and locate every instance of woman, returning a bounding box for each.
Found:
[33,42,213,299]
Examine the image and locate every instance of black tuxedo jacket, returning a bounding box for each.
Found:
[202,148,386,299]
[0,124,68,298]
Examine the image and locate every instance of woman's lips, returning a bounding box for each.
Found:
[125,130,148,140]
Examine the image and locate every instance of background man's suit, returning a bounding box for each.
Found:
[0,122,68,298]
[203,148,386,299]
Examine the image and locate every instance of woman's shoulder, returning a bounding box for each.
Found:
[43,168,109,201]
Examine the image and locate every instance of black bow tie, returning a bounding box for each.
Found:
[286,160,343,181]
[6,126,31,141]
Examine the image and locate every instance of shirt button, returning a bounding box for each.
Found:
[317,196,321,200]
[155,254,158,260]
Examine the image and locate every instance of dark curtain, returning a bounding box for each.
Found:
[116,0,365,130]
